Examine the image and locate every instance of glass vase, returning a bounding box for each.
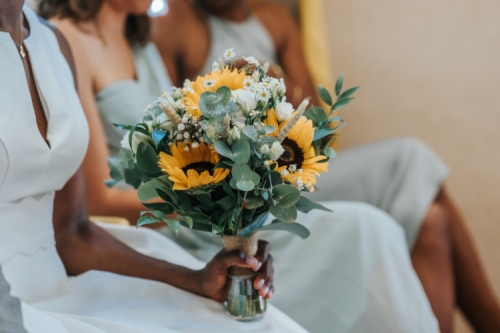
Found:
[225,272,267,321]
[222,233,267,321]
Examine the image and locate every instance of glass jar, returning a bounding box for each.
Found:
[224,272,267,321]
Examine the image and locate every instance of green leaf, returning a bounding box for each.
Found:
[180,215,193,229]
[318,84,333,106]
[295,196,333,213]
[199,86,237,117]
[142,202,175,215]
[137,215,160,227]
[232,163,253,181]
[236,180,255,191]
[335,74,344,96]
[198,195,218,211]
[216,195,237,210]
[232,139,251,163]
[324,147,337,159]
[332,97,355,111]
[241,126,259,142]
[163,218,181,236]
[244,194,264,209]
[237,212,270,238]
[104,179,117,188]
[339,86,360,100]
[176,190,192,210]
[124,164,143,189]
[258,220,310,239]
[136,142,161,174]
[272,184,301,208]
[269,204,298,222]
[313,127,335,142]
[107,157,124,181]
[222,180,236,199]
[214,141,234,161]
[137,178,165,201]
[260,125,276,135]
[304,107,328,126]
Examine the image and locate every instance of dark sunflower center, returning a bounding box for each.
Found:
[277,138,303,169]
[182,161,215,174]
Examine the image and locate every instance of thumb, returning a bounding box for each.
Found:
[213,250,260,274]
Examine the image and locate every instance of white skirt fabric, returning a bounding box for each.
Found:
[305,137,449,249]
[159,201,439,333]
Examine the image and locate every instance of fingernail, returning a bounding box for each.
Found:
[256,279,265,289]
[246,256,258,266]
[261,286,269,296]
[254,262,262,271]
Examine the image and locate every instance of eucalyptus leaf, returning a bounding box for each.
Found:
[104,179,117,188]
[236,180,255,191]
[258,220,310,239]
[137,178,165,201]
[313,127,335,142]
[269,204,298,222]
[272,184,301,208]
[232,163,253,181]
[142,202,175,215]
[214,141,234,161]
[237,211,270,238]
[241,126,259,142]
[296,196,333,213]
[232,139,251,163]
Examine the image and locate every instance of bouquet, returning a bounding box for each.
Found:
[107,49,359,320]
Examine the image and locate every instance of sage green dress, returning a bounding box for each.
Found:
[94,43,439,332]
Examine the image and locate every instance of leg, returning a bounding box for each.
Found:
[437,188,500,332]
[411,203,455,333]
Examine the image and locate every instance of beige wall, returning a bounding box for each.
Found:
[322,0,500,331]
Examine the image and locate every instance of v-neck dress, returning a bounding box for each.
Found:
[0,6,308,333]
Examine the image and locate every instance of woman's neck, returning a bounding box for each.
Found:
[200,0,252,22]
[0,0,23,34]
[93,2,129,43]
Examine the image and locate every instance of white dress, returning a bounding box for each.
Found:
[0,6,306,333]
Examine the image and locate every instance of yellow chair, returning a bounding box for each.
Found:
[89,216,130,226]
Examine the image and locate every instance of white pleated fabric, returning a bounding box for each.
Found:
[0,6,306,333]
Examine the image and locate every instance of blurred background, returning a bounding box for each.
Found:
[272,0,500,331]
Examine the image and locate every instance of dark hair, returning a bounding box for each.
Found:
[38,0,150,45]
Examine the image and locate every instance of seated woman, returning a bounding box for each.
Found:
[0,2,304,332]
[151,1,500,332]
[39,0,439,332]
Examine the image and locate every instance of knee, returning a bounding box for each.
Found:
[415,203,451,251]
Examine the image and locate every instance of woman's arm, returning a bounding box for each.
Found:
[49,21,274,301]
[53,167,267,301]
[256,4,320,107]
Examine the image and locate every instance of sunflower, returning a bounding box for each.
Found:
[263,108,279,136]
[158,142,230,191]
[273,117,328,191]
[183,67,247,118]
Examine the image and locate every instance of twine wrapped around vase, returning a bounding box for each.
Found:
[223,233,259,276]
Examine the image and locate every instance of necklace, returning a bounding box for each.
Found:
[0,14,26,58]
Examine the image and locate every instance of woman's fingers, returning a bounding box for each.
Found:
[254,255,274,293]
[255,240,271,268]
[212,250,260,274]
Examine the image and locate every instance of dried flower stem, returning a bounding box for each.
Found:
[276,98,310,143]
[160,102,182,126]
[222,114,231,139]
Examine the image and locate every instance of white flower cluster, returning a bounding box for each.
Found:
[280,164,311,191]
[260,141,285,161]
